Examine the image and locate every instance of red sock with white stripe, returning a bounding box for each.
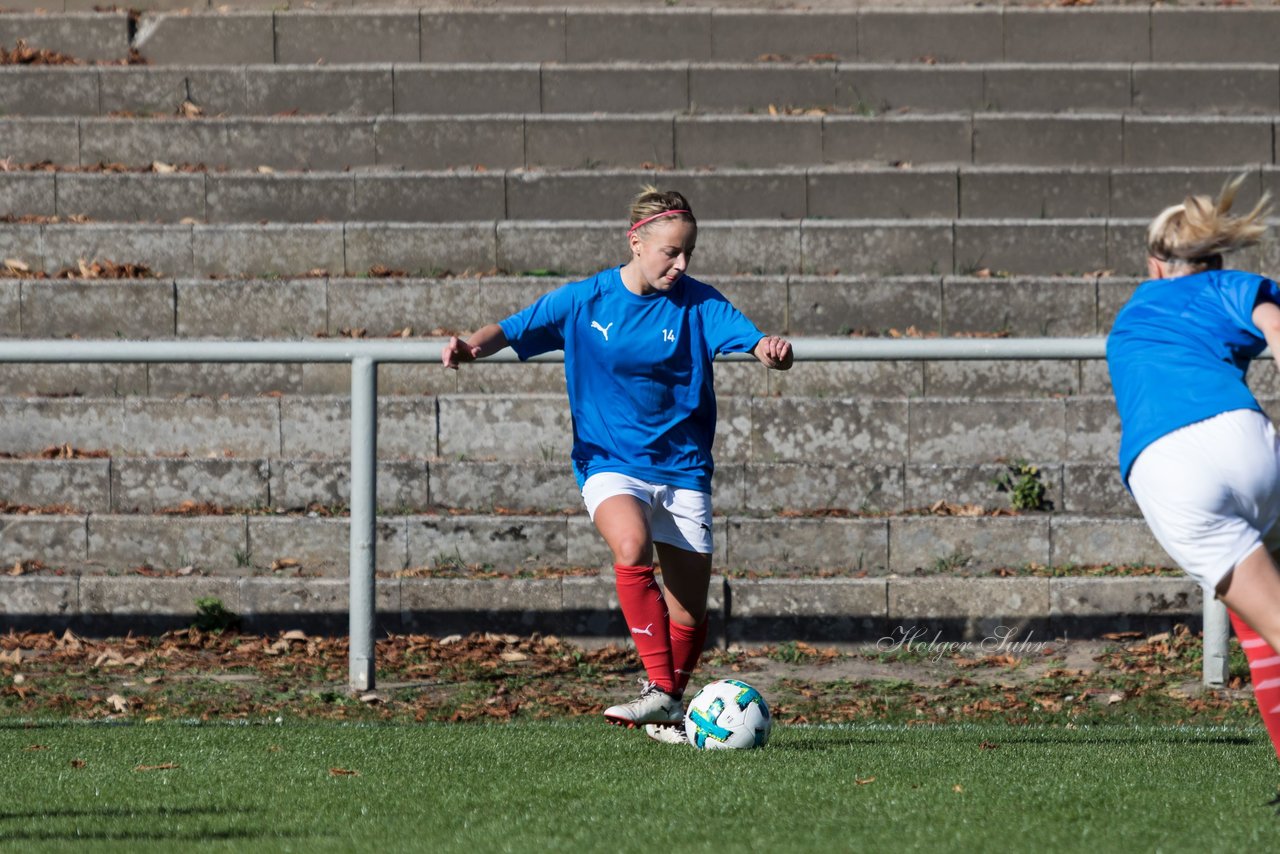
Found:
[670,617,708,698]
[613,564,674,695]
[1229,609,1280,762]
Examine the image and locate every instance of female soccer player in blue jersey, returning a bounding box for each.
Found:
[442,187,793,743]
[1107,175,1280,766]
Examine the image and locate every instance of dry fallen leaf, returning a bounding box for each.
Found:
[106,694,129,713]
[271,558,301,571]
[135,763,179,772]
[329,768,360,777]
[70,758,86,769]
[855,776,876,785]
[151,161,177,174]
[499,652,528,663]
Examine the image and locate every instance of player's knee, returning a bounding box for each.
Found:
[609,536,652,567]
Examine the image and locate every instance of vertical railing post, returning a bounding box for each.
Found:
[349,356,377,692]
[1202,596,1230,688]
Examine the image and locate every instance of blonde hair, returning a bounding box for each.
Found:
[628,185,695,236]
[1146,174,1271,271]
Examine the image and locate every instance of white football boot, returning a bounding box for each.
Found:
[603,679,683,728]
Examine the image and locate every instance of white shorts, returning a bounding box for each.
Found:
[581,472,714,555]
[1129,409,1280,594]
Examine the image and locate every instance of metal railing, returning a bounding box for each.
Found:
[0,336,1228,691]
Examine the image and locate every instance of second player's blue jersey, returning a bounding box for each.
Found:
[498,266,764,492]
[1107,268,1280,484]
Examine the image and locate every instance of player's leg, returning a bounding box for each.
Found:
[655,541,712,696]
[639,488,714,744]
[638,541,710,745]
[1128,411,1280,764]
[584,475,680,726]
[1218,547,1280,762]
[650,486,715,697]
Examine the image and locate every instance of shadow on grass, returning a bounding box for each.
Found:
[0,804,323,843]
[770,727,1260,751]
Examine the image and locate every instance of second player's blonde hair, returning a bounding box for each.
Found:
[1146,174,1271,271]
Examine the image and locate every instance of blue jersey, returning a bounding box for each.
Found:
[1107,268,1280,484]
[497,266,764,492]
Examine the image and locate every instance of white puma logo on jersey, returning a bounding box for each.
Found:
[591,321,613,341]
[630,623,654,637]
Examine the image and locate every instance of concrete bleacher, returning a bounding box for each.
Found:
[5,2,1269,641]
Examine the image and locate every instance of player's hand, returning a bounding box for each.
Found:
[756,335,793,370]
[442,336,481,369]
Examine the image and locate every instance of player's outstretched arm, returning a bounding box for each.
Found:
[753,335,794,371]
[1254,302,1280,366]
[442,323,510,369]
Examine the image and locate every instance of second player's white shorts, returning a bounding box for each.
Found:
[1129,408,1280,594]
[581,472,714,555]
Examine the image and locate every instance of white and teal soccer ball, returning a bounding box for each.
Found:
[684,679,771,750]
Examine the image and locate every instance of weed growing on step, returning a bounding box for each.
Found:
[931,550,973,573]
[192,597,240,634]
[991,460,1050,511]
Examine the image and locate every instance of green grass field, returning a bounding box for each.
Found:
[2,720,1278,852]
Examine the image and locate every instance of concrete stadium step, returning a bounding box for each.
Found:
[0,456,1139,518]
[3,565,1200,642]
[5,113,1276,172]
[0,393,1140,466]
[0,275,1138,399]
[0,218,1181,278]
[4,62,1279,118]
[88,8,1280,68]
[0,351,1137,402]
[0,391,1195,483]
[7,7,1280,69]
[0,167,1268,225]
[0,273,1132,345]
[0,509,1169,577]
[0,11,129,62]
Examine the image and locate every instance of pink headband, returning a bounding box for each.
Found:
[627,209,691,236]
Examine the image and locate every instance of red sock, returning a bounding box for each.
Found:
[1229,609,1280,762]
[613,564,674,694]
[670,618,708,698]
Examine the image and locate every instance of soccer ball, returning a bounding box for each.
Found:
[684,679,771,750]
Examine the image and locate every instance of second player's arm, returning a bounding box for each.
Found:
[1255,302,1280,366]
